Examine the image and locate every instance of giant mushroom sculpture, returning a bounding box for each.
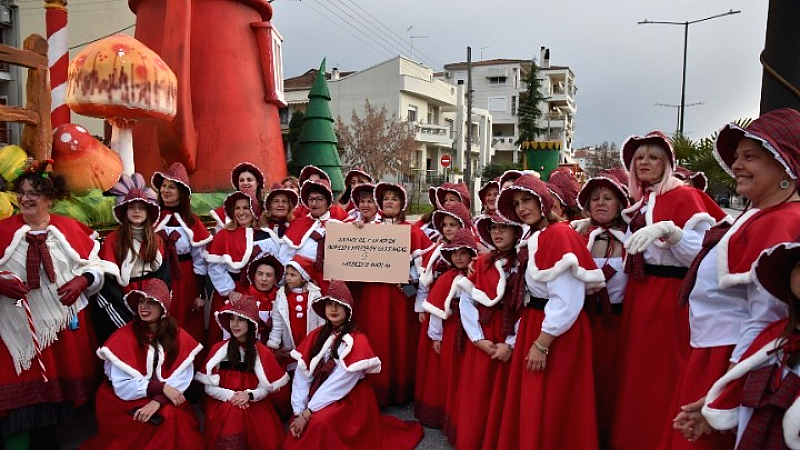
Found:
[65,33,177,175]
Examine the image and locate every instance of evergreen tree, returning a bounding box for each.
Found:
[516,59,548,145]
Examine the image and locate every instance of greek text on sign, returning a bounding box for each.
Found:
[323,221,412,283]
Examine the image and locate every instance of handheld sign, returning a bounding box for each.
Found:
[323,221,411,283]
[440,154,451,168]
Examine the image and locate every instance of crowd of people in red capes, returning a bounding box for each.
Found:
[2,108,800,450]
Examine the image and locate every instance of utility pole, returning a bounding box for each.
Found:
[465,46,473,203]
[760,0,800,113]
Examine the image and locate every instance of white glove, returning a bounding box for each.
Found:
[624,221,683,255]
[570,218,591,234]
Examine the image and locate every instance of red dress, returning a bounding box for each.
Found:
[496,222,604,450]
[0,214,114,430]
[415,267,466,430]
[154,210,211,345]
[284,327,423,450]
[205,226,255,346]
[610,186,728,450]
[81,324,204,450]
[197,340,289,450]
[450,252,516,450]
[660,202,800,450]
[354,222,433,406]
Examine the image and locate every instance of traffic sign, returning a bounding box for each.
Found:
[440,154,451,168]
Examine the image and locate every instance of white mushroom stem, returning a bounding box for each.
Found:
[108,117,136,175]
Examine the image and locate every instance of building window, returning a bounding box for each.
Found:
[511,96,517,116]
[0,96,9,144]
[407,105,418,123]
[488,76,507,84]
[279,107,289,125]
[488,97,506,112]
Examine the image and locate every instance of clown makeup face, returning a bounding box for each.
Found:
[237,171,258,191]
[284,266,305,290]
[253,264,277,292]
[325,300,347,327]
[440,215,463,242]
[449,248,473,270]
[229,315,250,342]
[126,201,149,227]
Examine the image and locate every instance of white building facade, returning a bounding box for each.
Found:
[437,47,577,165]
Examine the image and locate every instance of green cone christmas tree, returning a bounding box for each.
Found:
[294,58,344,192]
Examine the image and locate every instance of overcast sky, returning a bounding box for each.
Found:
[273,0,766,148]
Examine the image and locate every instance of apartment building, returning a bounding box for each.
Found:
[438,47,577,165]
[282,55,492,184]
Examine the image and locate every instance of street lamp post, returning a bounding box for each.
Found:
[639,9,740,135]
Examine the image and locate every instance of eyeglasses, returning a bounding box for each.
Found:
[307,196,327,204]
[15,190,42,200]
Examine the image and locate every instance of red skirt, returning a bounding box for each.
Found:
[0,308,99,413]
[439,317,465,441]
[497,308,598,450]
[202,369,285,450]
[610,275,690,450]
[452,311,511,450]
[81,382,204,450]
[414,316,444,428]
[283,380,423,450]
[354,283,420,406]
[658,345,737,450]
[170,259,205,345]
[589,310,623,448]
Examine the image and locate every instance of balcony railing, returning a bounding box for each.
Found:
[416,122,453,145]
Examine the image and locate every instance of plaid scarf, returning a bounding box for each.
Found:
[623,207,648,280]
[676,222,731,305]
[738,363,800,450]
[159,230,182,281]
[25,233,55,289]
[309,350,338,399]
[310,230,325,273]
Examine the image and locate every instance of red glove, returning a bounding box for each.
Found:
[57,275,90,307]
[0,277,30,300]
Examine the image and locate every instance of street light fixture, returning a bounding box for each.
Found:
[654,101,703,134]
[638,9,741,135]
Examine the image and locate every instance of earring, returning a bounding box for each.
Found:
[780,179,791,190]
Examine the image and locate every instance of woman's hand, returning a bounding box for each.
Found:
[133,400,161,423]
[352,219,365,229]
[162,384,186,406]
[192,296,206,312]
[418,312,427,323]
[229,391,250,409]
[228,291,243,303]
[673,397,711,442]
[0,277,29,300]
[525,343,547,372]
[474,339,496,356]
[491,343,513,362]
[289,410,311,438]
[57,275,89,306]
[432,340,442,354]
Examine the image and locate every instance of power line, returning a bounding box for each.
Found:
[18,0,125,10]
[68,23,135,50]
[306,0,398,58]
[300,0,391,59]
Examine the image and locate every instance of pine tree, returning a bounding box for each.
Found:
[516,59,548,145]
[294,58,345,192]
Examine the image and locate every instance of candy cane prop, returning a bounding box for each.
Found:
[21,293,49,382]
[45,0,70,129]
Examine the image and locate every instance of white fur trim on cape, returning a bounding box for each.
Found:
[785,391,800,449]
[419,245,445,288]
[195,340,289,393]
[702,336,783,431]
[209,208,229,230]
[203,228,254,270]
[282,217,332,250]
[716,208,759,289]
[272,284,323,349]
[291,333,381,377]
[526,229,606,290]
[465,258,507,307]
[155,213,213,247]
[112,247,164,286]
[586,227,628,252]
[97,339,203,382]
[422,274,464,320]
